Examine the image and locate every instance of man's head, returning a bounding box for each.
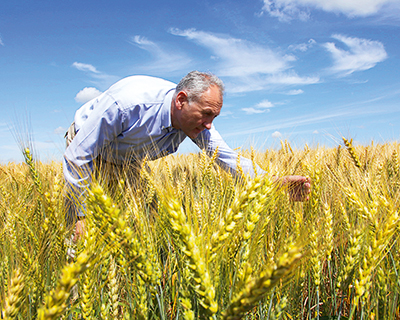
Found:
[171,71,224,139]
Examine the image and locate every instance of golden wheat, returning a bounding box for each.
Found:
[0,140,399,319]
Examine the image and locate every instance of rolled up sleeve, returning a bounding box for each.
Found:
[192,125,266,179]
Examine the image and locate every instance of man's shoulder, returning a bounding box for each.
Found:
[106,75,176,105]
[110,75,176,91]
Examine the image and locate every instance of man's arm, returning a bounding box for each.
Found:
[192,125,264,179]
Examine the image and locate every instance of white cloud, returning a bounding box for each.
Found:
[220,110,233,117]
[226,73,319,93]
[262,0,399,21]
[262,0,310,21]
[313,130,319,134]
[75,87,102,103]
[324,34,388,76]
[71,62,119,89]
[132,35,155,47]
[170,28,319,92]
[272,131,282,138]
[287,89,304,95]
[130,35,191,73]
[242,99,275,114]
[54,127,66,135]
[72,62,100,73]
[224,93,400,138]
[289,39,316,52]
[171,28,293,77]
[264,71,319,85]
[0,36,4,46]
[256,99,275,109]
[242,107,268,114]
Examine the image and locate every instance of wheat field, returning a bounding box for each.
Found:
[0,139,399,319]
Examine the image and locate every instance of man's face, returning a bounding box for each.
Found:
[173,85,223,139]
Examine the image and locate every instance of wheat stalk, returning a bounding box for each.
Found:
[223,242,303,320]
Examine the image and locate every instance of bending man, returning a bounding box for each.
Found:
[64,71,311,239]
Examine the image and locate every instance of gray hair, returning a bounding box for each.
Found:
[175,71,225,102]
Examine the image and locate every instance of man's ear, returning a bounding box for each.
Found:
[175,91,188,110]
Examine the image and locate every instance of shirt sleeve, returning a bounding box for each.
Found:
[63,93,125,216]
[192,125,266,178]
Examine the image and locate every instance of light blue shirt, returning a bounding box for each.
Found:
[63,75,264,198]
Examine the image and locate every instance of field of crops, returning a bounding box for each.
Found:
[0,139,399,319]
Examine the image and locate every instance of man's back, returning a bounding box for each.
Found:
[74,75,176,133]
[66,75,183,167]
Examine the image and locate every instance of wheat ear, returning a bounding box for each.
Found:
[209,175,266,263]
[223,242,303,320]
[3,269,26,320]
[343,137,362,170]
[161,193,218,317]
[87,184,160,285]
[37,252,91,320]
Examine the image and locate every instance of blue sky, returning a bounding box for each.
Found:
[1,0,400,163]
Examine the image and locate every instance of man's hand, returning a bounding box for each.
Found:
[275,175,311,201]
[73,218,86,242]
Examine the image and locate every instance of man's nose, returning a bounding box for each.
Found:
[203,122,212,130]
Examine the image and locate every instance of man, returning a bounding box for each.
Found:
[64,71,311,239]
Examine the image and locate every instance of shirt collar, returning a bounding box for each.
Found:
[161,89,176,133]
